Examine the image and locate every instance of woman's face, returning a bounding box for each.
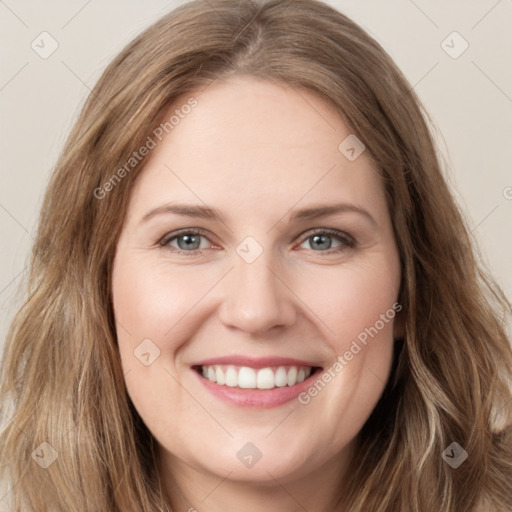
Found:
[112,76,402,491]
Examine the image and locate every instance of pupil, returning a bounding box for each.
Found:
[176,234,333,251]
[178,234,199,250]
[312,234,331,250]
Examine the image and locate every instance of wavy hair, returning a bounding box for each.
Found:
[1,0,511,510]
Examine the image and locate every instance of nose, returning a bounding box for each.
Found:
[218,254,297,336]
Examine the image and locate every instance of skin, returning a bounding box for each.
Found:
[112,75,403,512]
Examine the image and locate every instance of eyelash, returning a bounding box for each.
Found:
[158,228,356,256]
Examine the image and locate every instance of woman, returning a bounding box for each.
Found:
[1,0,511,510]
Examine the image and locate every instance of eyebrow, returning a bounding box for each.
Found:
[140,202,378,227]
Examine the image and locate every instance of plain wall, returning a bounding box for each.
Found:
[1,0,511,351]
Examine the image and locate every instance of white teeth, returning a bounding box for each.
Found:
[207,366,216,382]
[225,367,238,387]
[216,367,226,385]
[275,366,288,387]
[238,367,256,388]
[256,368,274,389]
[287,366,297,386]
[199,364,315,389]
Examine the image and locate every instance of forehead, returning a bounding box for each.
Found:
[125,75,387,224]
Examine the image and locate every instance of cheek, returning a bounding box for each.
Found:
[112,247,400,367]
[292,262,398,445]
[290,255,399,410]
[112,256,213,347]
[111,257,208,433]
[292,256,400,350]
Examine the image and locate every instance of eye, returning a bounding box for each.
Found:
[297,229,355,253]
[158,228,356,256]
[159,229,213,253]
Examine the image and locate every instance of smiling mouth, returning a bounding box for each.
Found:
[193,364,323,390]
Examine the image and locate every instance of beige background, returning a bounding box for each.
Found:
[1,0,511,351]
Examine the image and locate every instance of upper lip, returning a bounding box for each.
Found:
[192,356,323,369]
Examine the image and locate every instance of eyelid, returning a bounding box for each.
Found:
[158,227,356,255]
[296,227,356,248]
[158,227,216,251]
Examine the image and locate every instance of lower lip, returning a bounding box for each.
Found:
[193,368,322,408]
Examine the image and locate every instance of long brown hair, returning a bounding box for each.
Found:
[1,0,511,510]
